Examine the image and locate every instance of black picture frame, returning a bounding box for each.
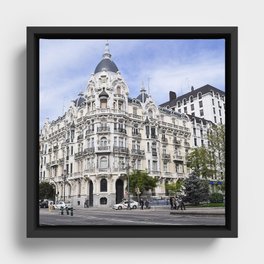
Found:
[27,26,238,238]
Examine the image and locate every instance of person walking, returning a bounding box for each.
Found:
[145,199,150,209]
[169,196,173,210]
[179,196,185,210]
[140,198,144,210]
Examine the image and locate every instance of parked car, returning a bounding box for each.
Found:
[53,201,72,210]
[39,199,54,208]
[113,200,138,210]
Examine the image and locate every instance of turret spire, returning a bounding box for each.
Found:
[103,40,112,59]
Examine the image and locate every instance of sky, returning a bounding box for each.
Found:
[39,39,225,127]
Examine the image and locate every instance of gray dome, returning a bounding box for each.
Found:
[137,93,149,103]
[74,96,85,107]
[94,58,119,74]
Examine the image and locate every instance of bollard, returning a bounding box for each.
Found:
[66,207,69,215]
[70,208,73,216]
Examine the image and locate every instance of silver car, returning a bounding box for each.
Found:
[113,200,139,210]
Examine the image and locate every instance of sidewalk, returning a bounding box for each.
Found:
[170,207,225,215]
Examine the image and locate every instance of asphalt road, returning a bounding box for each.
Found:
[39,207,225,226]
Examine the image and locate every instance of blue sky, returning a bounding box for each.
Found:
[40,39,225,126]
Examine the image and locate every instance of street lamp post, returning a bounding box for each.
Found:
[122,160,135,210]
[62,169,67,202]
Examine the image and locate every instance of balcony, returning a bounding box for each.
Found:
[98,168,109,172]
[161,137,168,143]
[114,94,125,99]
[97,126,110,133]
[96,146,111,153]
[173,155,183,161]
[77,134,83,141]
[162,154,171,160]
[131,149,145,156]
[50,160,58,166]
[114,128,127,134]
[173,139,181,146]
[74,152,83,159]
[132,132,141,138]
[83,147,95,155]
[113,146,129,154]
[150,170,161,175]
[85,130,94,138]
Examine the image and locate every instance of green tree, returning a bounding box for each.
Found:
[183,174,209,205]
[165,179,183,196]
[39,182,55,200]
[207,124,225,180]
[187,147,213,178]
[129,170,158,195]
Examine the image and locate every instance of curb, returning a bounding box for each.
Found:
[170,211,225,216]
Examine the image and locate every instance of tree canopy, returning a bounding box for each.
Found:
[187,147,213,178]
[183,174,209,205]
[128,170,158,195]
[39,182,55,200]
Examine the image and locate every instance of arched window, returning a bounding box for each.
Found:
[100,99,107,109]
[198,92,202,99]
[116,86,121,94]
[177,101,181,107]
[100,157,107,169]
[190,96,193,103]
[148,109,153,118]
[100,179,107,192]
[100,137,107,146]
[100,197,107,204]
[183,98,187,105]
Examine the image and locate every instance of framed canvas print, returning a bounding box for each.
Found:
[27,26,237,238]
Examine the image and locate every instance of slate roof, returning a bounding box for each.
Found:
[160,84,225,107]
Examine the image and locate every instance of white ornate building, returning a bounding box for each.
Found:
[39,43,208,208]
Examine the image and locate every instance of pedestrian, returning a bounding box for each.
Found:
[140,198,144,210]
[145,199,150,209]
[179,196,185,210]
[169,197,173,210]
[175,197,180,210]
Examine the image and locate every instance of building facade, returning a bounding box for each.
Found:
[39,43,194,207]
[160,85,225,125]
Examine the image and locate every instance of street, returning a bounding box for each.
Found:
[39,207,225,226]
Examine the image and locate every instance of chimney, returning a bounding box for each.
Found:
[191,86,194,91]
[169,91,177,101]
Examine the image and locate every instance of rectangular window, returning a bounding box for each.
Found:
[194,138,197,146]
[214,116,217,123]
[220,118,222,124]
[199,101,203,108]
[148,160,150,172]
[219,109,222,116]
[200,109,204,116]
[193,128,196,135]
[163,163,167,172]
[213,108,216,114]
[152,161,158,171]
[178,109,181,113]
[191,104,194,111]
[71,146,73,155]
[184,107,187,113]
[212,98,214,105]
[70,163,73,173]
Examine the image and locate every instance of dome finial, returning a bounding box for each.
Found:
[140,81,146,93]
[103,40,111,59]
